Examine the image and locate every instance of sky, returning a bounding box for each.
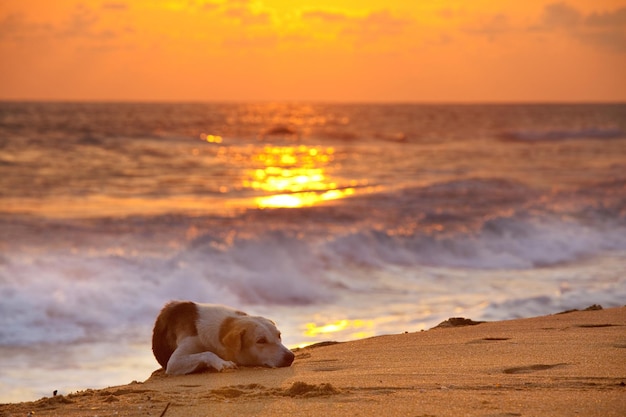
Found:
[0,0,625,102]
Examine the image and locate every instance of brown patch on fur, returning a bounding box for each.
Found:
[152,301,199,368]
[219,317,245,360]
[241,323,255,349]
[219,316,236,343]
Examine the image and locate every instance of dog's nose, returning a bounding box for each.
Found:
[281,350,295,367]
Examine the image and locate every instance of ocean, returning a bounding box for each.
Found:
[1,102,625,402]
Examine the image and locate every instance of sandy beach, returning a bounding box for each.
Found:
[2,306,625,417]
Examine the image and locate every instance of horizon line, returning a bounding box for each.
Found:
[1,98,625,105]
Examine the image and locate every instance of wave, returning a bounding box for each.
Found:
[2,201,625,347]
[499,127,624,142]
[326,212,626,269]
[1,174,625,348]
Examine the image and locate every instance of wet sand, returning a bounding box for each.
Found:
[2,306,625,417]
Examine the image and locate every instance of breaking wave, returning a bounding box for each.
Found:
[2,200,625,347]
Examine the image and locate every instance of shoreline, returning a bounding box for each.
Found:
[2,306,625,416]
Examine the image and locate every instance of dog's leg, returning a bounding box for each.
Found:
[166,336,236,375]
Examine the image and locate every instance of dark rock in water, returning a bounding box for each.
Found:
[263,125,297,136]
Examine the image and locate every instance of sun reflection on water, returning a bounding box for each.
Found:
[242,145,357,208]
[296,319,376,347]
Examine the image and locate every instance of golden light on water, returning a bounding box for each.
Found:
[243,145,357,208]
[200,133,223,143]
[305,320,351,336]
[303,319,376,341]
[255,190,355,209]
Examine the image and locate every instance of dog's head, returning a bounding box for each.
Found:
[219,315,295,368]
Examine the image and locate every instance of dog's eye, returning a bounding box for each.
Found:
[257,337,268,344]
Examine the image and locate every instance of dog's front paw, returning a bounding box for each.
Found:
[215,359,237,372]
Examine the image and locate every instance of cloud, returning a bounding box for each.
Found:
[60,4,100,37]
[0,4,132,51]
[102,2,129,11]
[302,9,411,42]
[224,6,271,25]
[222,33,278,49]
[539,2,582,29]
[465,13,511,39]
[534,2,626,32]
[343,10,410,43]
[2,4,112,40]
[357,10,411,36]
[578,27,626,52]
[464,2,626,53]
[301,10,350,23]
[585,7,626,27]
[535,2,626,52]
[200,2,220,12]
[0,13,54,42]
[197,1,271,25]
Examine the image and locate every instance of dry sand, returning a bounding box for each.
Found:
[2,306,625,417]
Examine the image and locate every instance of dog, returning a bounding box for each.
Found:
[152,301,295,375]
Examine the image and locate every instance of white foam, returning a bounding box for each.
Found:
[326,214,626,270]
[2,212,625,349]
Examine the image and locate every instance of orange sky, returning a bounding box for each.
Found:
[1,0,625,102]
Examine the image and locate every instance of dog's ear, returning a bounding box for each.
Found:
[220,317,246,356]
[222,328,244,352]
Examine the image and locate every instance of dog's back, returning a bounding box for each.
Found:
[152,301,199,368]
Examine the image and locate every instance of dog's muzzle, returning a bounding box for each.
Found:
[279,350,295,367]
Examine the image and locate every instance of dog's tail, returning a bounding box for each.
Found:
[152,301,199,369]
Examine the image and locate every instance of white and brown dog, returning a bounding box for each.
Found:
[152,301,295,375]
